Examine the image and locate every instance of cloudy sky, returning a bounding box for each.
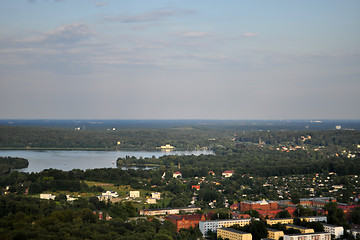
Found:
[1,0,359,120]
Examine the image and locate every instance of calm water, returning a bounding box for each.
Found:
[0,150,213,173]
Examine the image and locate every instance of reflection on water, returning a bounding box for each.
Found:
[0,150,213,173]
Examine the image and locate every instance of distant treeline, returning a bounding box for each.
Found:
[0,125,229,150]
[118,144,360,177]
[236,130,360,148]
[0,157,28,174]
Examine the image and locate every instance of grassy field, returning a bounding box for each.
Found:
[33,181,175,210]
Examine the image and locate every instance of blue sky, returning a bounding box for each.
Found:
[1,0,359,119]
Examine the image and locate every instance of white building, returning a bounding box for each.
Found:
[322,224,344,238]
[283,232,331,240]
[130,191,140,198]
[222,170,234,178]
[102,191,118,198]
[66,195,78,202]
[300,216,327,223]
[146,198,157,204]
[199,218,251,236]
[139,206,201,216]
[173,172,182,178]
[152,192,161,200]
[40,193,56,200]
[347,229,360,239]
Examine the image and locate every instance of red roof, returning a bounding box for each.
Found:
[223,170,234,173]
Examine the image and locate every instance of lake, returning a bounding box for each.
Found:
[0,150,213,173]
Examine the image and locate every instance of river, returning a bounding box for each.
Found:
[0,150,213,173]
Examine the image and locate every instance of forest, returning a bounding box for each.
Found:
[0,157,28,174]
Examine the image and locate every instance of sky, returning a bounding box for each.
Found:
[0,0,359,120]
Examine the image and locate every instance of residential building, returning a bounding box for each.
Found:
[160,144,174,149]
[267,228,284,240]
[199,218,251,236]
[146,198,156,204]
[130,191,140,198]
[40,193,56,200]
[347,229,360,239]
[173,171,182,178]
[283,232,331,240]
[266,218,294,225]
[151,192,161,199]
[299,216,327,223]
[285,225,314,234]
[165,213,209,232]
[102,191,118,198]
[240,199,279,212]
[139,206,201,216]
[217,228,252,240]
[222,170,235,178]
[322,224,344,238]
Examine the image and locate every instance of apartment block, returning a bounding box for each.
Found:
[217,228,252,240]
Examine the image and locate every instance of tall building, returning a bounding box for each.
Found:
[199,218,251,236]
[217,228,252,240]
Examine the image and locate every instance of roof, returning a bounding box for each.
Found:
[218,227,250,235]
[166,214,204,221]
[223,170,234,173]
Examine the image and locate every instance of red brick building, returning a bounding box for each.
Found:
[165,213,209,232]
[240,199,279,212]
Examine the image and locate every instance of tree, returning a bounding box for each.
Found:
[276,210,291,219]
[324,202,346,226]
[350,207,360,224]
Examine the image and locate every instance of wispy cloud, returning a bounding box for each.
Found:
[104,7,196,23]
[95,1,108,7]
[14,23,93,45]
[242,32,258,38]
[183,31,213,37]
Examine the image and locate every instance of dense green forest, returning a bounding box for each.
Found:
[1,124,359,151]
[0,157,28,174]
[0,195,202,239]
[0,125,229,150]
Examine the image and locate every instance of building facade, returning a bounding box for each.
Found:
[139,206,201,216]
[217,228,252,240]
[283,232,331,240]
[266,218,294,225]
[299,216,327,223]
[285,225,314,234]
[322,224,344,238]
[240,199,279,212]
[199,218,251,236]
[129,191,140,198]
[165,214,208,232]
[267,228,284,240]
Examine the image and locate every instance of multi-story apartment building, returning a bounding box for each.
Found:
[139,206,201,216]
[267,228,284,240]
[322,224,344,238]
[165,214,209,232]
[240,199,279,211]
[266,218,294,225]
[217,228,252,240]
[199,218,251,236]
[299,216,327,223]
[285,225,314,234]
[283,232,331,240]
